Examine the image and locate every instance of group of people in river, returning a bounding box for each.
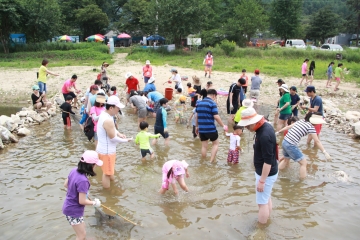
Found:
[32,54,334,239]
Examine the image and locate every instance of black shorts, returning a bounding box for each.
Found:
[63,92,76,100]
[62,115,71,126]
[140,149,153,157]
[199,131,218,142]
[302,74,306,77]
[154,126,169,139]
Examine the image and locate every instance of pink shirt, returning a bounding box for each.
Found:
[143,65,153,78]
[62,79,76,94]
[90,106,105,132]
[301,62,307,74]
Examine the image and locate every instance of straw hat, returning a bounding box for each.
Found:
[96,94,106,103]
[125,72,133,78]
[145,60,151,65]
[237,108,263,126]
[103,62,109,67]
[242,99,254,108]
[192,75,200,83]
[279,84,289,92]
[309,114,326,124]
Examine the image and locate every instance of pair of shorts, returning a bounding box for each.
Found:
[205,64,212,69]
[327,75,332,80]
[98,153,116,176]
[227,102,238,114]
[63,92,76,100]
[38,81,47,93]
[65,215,84,226]
[243,86,247,94]
[94,132,98,141]
[192,125,197,138]
[144,77,150,83]
[302,73,307,77]
[126,93,130,100]
[279,113,291,120]
[227,149,239,163]
[138,108,147,118]
[62,116,71,126]
[175,110,184,118]
[140,148,153,158]
[153,101,161,113]
[255,172,278,204]
[292,108,298,117]
[282,139,304,162]
[250,90,260,100]
[154,126,169,139]
[199,131,218,142]
[335,77,341,81]
[313,123,322,135]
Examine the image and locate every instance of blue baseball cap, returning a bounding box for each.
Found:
[304,86,316,93]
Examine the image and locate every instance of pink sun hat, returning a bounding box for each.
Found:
[81,150,103,166]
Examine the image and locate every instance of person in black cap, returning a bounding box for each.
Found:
[301,85,324,141]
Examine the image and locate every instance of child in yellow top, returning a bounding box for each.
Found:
[135,121,161,161]
[234,99,254,124]
[186,82,196,97]
[173,88,187,123]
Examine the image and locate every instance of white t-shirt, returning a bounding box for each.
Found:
[225,133,240,150]
[171,74,183,91]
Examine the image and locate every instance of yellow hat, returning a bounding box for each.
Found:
[179,96,186,102]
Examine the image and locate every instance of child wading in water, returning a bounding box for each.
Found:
[60,95,76,129]
[135,121,161,161]
[225,125,243,164]
[62,150,103,240]
[159,160,190,195]
[326,62,335,87]
[187,100,201,138]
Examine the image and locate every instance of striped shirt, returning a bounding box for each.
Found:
[196,97,218,133]
[284,120,316,145]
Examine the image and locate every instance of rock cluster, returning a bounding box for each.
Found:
[0,96,59,149]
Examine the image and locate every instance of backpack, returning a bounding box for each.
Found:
[83,116,94,141]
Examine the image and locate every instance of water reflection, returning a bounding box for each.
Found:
[0,104,360,239]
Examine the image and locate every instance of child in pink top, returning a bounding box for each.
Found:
[90,94,106,146]
[159,160,190,195]
[225,125,243,164]
[300,59,309,86]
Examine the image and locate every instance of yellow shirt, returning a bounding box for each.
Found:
[135,131,160,149]
[38,65,47,83]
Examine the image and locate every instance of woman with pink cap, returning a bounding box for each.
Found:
[62,150,103,240]
[159,160,190,195]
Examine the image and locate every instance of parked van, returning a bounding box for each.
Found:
[320,44,343,51]
[285,39,306,49]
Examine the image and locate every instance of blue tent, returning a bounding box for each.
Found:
[146,35,165,41]
[10,34,26,44]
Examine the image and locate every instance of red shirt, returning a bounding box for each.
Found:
[142,65,152,78]
[240,74,249,87]
[62,79,76,94]
[125,77,139,93]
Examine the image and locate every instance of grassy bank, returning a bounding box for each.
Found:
[127,46,360,83]
[0,42,112,68]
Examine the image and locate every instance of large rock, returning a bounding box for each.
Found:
[17,127,31,136]
[31,115,44,123]
[0,138,3,149]
[17,111,28,117]
[0,125,18,143]
[11,114,24,127]
[0,115,12,126]
[345,111,360,122]
[351,121,360,136]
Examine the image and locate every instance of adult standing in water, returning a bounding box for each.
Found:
[203,51,213,78]
[142,60,153,84]
[195,89,228,163]
[238,107,278,224]
[38,59,59,101]
[96,96,132,188]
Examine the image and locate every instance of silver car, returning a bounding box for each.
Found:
[320,44,343,51]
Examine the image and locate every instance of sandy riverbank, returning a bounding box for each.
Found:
[1,53,360,113]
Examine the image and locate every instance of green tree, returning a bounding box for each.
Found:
[306,7,341,43]
[75,4,109,39]
[226,0,268,45]
[20,0,62,42]
[0,0,23,53]
[347,0,360,46]
[117,0,153,35]
[149,0,211,46]
[269,0,303,40]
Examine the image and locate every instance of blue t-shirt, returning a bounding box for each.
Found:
[155,107,167,129]
[310,95,323,116]
[143,83,156,92]
[148,91,163,103]
[290,93,300,105]
[196,97,218,133]
[327,65,333,76]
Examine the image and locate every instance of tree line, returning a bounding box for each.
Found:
[0,0,359,53]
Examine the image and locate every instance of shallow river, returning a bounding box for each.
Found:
[1,105,359,239]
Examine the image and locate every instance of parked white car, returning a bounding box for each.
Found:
[285,39,306,49]
[320,44,343,51]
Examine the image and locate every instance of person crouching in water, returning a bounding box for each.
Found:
[62,150,102,240]
[159,160,190,195]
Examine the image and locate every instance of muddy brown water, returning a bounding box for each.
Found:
[0,103,359,239]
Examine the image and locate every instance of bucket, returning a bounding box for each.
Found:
[165,88,173,100]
